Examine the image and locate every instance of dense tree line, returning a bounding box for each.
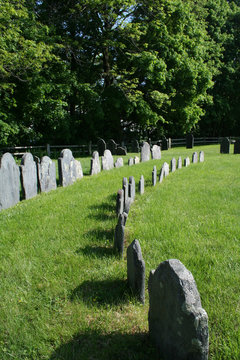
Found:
[0,0,239,146]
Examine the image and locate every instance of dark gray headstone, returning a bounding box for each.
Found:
[116,147,127,155]
[58,149,83,187]
[0,153,20,210]
[192,152,198,163]
[220,137,230,154]
[102,149,114,170]
[148,259,209,360]
[199,151,204,162]
[122,177,129,206]
[127,239,145,304]
[177,156,182,169]
[161,137,168,150]
[114,213,126,257]
[128,157,134,166]
[20,153,38,200]
[134,156,140,164]
[107,139,117,155]
[151,145,161,160]
[129,176,136,202]
[90,151,101,175]
[114,157,123,168]
[186,134,194,148]
[171,158,176,172]
[152,166,157,186]
[234,139,240,154]
[139,175,144,195]
[131,139,140,153]
[184,157,190,167]
[141,142,151,162]
[97,138,106,156]
[124,198,132,214]
[38,156,57,193]
[116,189,124,216]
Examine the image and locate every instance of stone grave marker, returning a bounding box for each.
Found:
[128,157,134,166]
[159,162,169,183]
[186,133,194,148]
[199,151,205,162]
[220,137,230,154]
[20,153,38,200]
[234,139,240,154]
[134,156,140,164]
[184,157,190,167]
[90,151,101,175]
[151,145,161,160]
[114,213,126,257]
[0,153,20,210]
[116,189,124,216]
[129,176,136,202]
[114,157,123,168]
[107,139,117,155]
[171,157,176,172]
[192,152,198,163]
[58,149,83,187]
[177,156,182,169]
[161,136,168,150]
[141,142,150,162]
[102,149,114,170]
[38,156,57,193]
[122,177,129,206]
[139,175,144,194]
[116,147,127,155]
[127,239,145,304]
[152,166,157,186]
[97,138,106,156]
[148,259,209,360]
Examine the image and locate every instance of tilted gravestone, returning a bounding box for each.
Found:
[177,156,182,169]
[116,189,124,216]
[139,175,144,195]
[148,259,209,360]
[0,153,20,210]
[199,151,204,162]
[192,152,198,163]
[141,142,151,162]
[90,151,101,175]
[102,149,114,170]
[220,137,230,154]
[161,136,168,150]
[152,166,157,186]
[134,156,140,164]
[107,139,117,155]
[128,157,134,166]
[186,133,194,148]
[116,146,127,155]
[131,139,140,153]
[97,138,106,156]
[234,139,240,154]
[20,153,38,200]
[114,157,123,168]
[114,213,126,257]
[171,158,176,172]
[58,149,83,187]
[38,156,57,193]
[127,239,145,304]
[184,157,190,167]
[151,145,161,160]
[129,176,136,202]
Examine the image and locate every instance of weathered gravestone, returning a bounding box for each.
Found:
[151,145,161,160]
[220,137,230,154]
[38,156,57,193]
[171,158,176,172]
[102,149,114,170]
[134,156,140,164]
[139,175,144,195]
[20,153,38,200]
[122,177,129,206]
[0,153,20,210]
[177,156,182,169]
[184,157,190,167]
[199,151,204,162]
[161,136,168,150]
[129,176,136,202]
[116,189,124,216]
[159,162,169,183]
[90,151,101,175]
[148,259,209,360]
[131,139,140,153]
[152,166,157,186]
[97,138,106,156]
[114,213,127,257]
[128,157,134,166]
[58,149,83,187]
[114,157,123,168]
[107,139,117,155]
[192,152,198,163]
[186,133,194,148]
[116,147,127,155]
[141,142,151,162]
[234,139,240,154]
[127,239,145,304]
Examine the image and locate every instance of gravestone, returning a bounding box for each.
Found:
[220,137,230,154]
[152,166,157,186]
[151,145,161,160]
[186,133,194,148]
[107,139,117,155]
[192,152,198,163]
[122,177,129,206]
[90,151,101,175]
[128,157,134,166]
[114,157,123,168]
[134,156,140,164]
[58,149,83,187]
[161,136,168,150]
[184,157,190,167]
[97,138,106,156]
[171,158,176,172]
[20,153,38,200]
[131,139,140,153]
[164,162,169,176]
[114,213,126,257]
[199,151,204,162]
[116,189,124,216]
[168,138,172,149]
[102,149,114,170]
[129,176,136,202]
[177,156,182,169]
[141,142,151,162]
[116,147,127,155]
[38,156,57,193]
[234,139,240,154]
[127,239,145,304]
[159,162,169,183]
[0,153,20,210]
[139,175,144,195]
[148,259,209,360]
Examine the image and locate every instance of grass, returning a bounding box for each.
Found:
[0,145,240,359]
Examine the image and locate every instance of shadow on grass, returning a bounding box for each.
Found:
[49,330,159,360]
[87,194,116,221]
[83,228,114,242]
[76,245,115,258]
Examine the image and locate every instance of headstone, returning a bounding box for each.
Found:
[186,133,194,148]
[168,138,172,149]
[114,157,123,168]
[107,139,117,155]
[127,239,145,304]
[38,156,57,193]
[177,156,182,169]
[129,176,136,202]
[116,189,124,216]
[122,177,129,206]
[199,151,205,162]
[141,142,151,162]
[148,259,209,360]
[152,166,157,186]
[20,153,38,200]
[163,162,169,176]
[220,137,230,154]
[151,145,161,160]
[58,149,83,187]
[131,139,140,153]
[90,151,101,175]
[116,147,127,155]
[114,213,126,257]
[102,149,114,170]
[128,157,134,166]
[159,162,169,183]
[134,156,140,164]
[192,152,198,163]
[139,175,144,195]
[234,139,240,154]
[184,157,190,167]
[171,158,176,172]
[124,198,132,214]
[161,136,168,150]
[97,138,106,156]
[0,153,20,210]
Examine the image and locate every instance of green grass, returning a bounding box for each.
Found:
[0,145,239,359]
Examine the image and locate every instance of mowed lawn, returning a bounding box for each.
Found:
[0,145,239,359]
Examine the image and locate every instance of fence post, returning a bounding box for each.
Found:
[46,144,51,157]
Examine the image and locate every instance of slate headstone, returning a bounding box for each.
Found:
[234,139,240,154]
[151,145,161,160]
[116,189,124,216]
[134,156,140,164]
[116,147,127,155]
[129,176,136,202]
[127,239,145,304]
[38,156,57,193]
[192,152,198,163]
[107,139,117,155]
[0,153,20,210]
[177,156,182,169]
[171,158,176,172]
[139,175,144,195]
[199,151,204,162]
[20,153,38,200]
[97,138,106,156]
[58,149,83,187]
[102,149,114,170]
[114,157,123,168]
[114,213,126,257]
[184,157,190,167]
[186,133,194,148]
[128,157,134,166]
[122,177,129,206]
[220,137,230,154]
[90,151,101,175]
[148,259,209,360]
[140,142,151,162]
[152,166,157,186]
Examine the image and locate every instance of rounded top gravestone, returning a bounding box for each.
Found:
[20,152,38,200]
[140,142,150,162]
[0,152,20,210]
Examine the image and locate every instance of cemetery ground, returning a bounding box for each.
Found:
[0,145,239,360]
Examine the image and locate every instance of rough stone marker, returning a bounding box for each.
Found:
[20,152,38,200]
[38,156,57,193]
[0,152,20,210]
[148,259,209,360]
[127,239,145,304]
[116,189,124,216]
[58,149,83,187]
[114,213,127,257]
